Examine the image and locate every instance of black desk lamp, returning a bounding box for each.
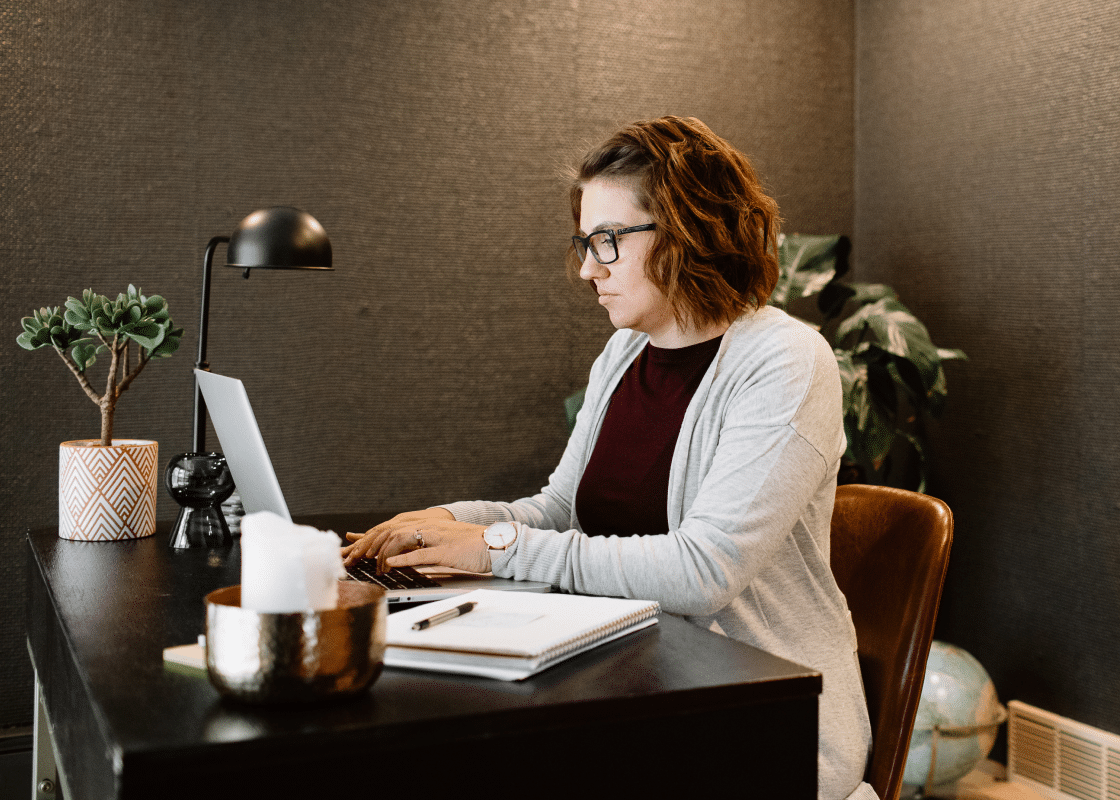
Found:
[166,207,333,549]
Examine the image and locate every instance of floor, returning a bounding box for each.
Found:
[906,760,1048,800]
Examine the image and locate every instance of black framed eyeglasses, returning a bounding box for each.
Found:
[572,224,656,265]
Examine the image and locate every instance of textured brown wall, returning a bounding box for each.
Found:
[855,0,1120,738]
[1,1,853,728]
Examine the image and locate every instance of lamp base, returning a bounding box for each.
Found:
[165,452,236,549]
[168,505,233,549]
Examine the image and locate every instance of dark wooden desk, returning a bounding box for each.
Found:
[27,515,821,799]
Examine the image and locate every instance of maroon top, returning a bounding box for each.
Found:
[575,335,723,537]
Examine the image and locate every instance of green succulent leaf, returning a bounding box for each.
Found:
[125,321,162,337]
[67,290,110,332]
[64,298,94,329]
[17,325,53,349]
[71,342,98,372]
[19,287,182,380]
[149,326,182,358]
[125,324,167,352]
[16,305,88,351]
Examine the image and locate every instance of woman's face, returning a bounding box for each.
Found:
[578,178,677,346]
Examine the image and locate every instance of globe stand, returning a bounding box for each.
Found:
[166,453,236,548]
[916,706,1009,798]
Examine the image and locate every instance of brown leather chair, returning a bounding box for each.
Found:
[830,484,954,800]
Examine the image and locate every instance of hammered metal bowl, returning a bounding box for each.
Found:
[205,581,386,703]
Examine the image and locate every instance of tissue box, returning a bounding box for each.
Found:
[239,511,346,613]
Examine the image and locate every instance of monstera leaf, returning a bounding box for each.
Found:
[773,233,853,314]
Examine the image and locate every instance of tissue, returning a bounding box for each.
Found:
[240,511,347,612]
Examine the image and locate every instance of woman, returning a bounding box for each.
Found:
[343,116,876,800]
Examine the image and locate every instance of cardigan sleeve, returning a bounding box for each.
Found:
[492,430,833,615]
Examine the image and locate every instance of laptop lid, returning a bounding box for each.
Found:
[195,369,291,521]
[194,369,552,603]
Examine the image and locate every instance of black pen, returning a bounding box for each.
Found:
[412,601,477,631]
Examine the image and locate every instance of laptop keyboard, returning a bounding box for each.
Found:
[345,562,441,591]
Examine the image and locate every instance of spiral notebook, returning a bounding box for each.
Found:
[385,589,660,680]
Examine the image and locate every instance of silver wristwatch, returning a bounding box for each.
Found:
[482,521,518,551]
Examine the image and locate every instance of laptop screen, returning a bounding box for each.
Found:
[194,369,292,521]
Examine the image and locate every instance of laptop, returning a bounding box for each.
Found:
[195,369,553,604]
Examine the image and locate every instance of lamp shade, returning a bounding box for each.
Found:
[225,207,332,272]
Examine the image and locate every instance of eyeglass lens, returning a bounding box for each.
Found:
[575,231,616,264]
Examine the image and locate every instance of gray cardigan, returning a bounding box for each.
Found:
[443,306,877,800]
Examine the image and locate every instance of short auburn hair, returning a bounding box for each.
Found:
[567,116,781,331]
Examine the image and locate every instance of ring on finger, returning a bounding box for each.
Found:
[415,530,425,548]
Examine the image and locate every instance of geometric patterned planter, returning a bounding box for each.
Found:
[59,439,158,541]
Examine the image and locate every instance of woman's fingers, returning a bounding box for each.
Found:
[343,530,402,566]
[341,515,490,574]
[342,509,453,559]
[341,525,391,562]
[376,528,422,573]
[342,522,441,569]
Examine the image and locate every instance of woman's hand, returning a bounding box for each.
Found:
[342,508,492,574]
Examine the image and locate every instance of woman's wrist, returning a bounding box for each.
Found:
[485,522,520,576]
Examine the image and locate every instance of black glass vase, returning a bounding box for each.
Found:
[165,453,236,549]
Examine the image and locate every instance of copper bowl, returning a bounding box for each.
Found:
[205,581,386,703]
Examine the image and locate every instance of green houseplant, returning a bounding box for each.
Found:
[771,234,966,490]
[17,285,183,540]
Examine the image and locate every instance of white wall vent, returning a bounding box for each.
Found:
[1008,700,1120,800]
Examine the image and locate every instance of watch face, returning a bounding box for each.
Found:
[485,522,517,549]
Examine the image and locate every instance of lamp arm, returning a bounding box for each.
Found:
[193,235,230,453]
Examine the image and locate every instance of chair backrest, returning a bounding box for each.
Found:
[830,484,954,800]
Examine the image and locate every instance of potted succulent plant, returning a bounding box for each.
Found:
[770,234,967,490]
[17,285,183,540]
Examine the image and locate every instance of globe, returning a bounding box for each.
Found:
[903,641,1007,788]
